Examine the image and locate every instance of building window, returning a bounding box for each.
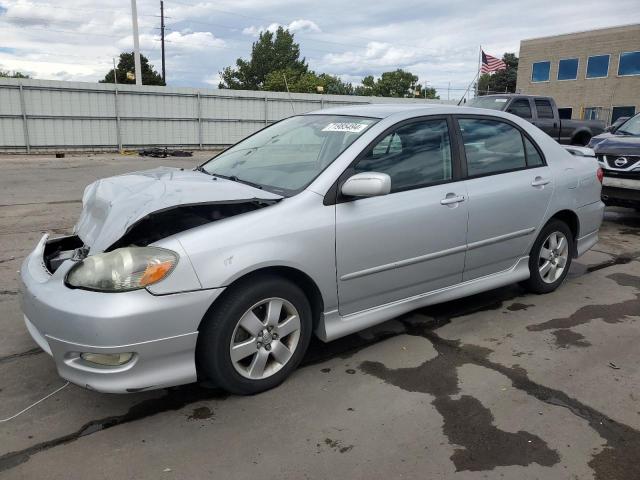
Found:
[558,108,572,119]
[611,106,636,123]
[557,58,579,80]
[618,51,640,76]
[531,61,550,82]
[583,107,604,121]
[586,54,610,78]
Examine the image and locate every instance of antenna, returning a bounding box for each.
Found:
[283,74,296,114]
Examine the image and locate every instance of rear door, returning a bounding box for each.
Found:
[455,116,554,280]
[334,116,468,315]
[533,98,561,141]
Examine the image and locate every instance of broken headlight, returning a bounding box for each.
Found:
[66,247,178,292]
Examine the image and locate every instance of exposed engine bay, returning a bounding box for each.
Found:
[43,200,274,274]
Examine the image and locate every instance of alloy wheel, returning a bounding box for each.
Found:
[229,297,301,380]
[538,231,569,284]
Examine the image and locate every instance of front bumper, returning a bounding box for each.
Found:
[602,176,640,208]
[20,235,224,393]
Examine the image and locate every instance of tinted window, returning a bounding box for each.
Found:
[535,99,554,119]
[558,58,578,80]
[355,119,452,192]
[524,137,544,167]
[586,55,609,78]
[508,99,532,118]
[532,61,550,82]
[459,119,526,176]
[558,108,572,119]
[611,106,636,123]
[618,51,640,76]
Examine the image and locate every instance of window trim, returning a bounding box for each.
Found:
[324,115,463,205]
[585,54,610,79]
[531,60,551,83]
[452,114,548,181]
[618,51,640,77]
[557,57,579,81]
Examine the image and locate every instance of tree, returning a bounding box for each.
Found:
[0,69,30,78]
[219,27,308,90]
[263,68,355,95]
[354,69,439,98]
[477,53,518,95]
[100,52,164,86]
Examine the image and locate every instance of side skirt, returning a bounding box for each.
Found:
[316,256,530,342]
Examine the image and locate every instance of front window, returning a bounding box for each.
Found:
[531,61,550,82]
[202,115,378,195]
[618,51,640,76]
[617,114,640,136]
[468,96,509,110]
[586,54,609,78]
[557,58,578,80]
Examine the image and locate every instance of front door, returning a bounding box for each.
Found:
[455,116,554,280]
[335,117,468,315]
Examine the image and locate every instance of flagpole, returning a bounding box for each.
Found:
[475,45,482,98]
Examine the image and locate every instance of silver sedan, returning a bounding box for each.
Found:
[21,104,604,394]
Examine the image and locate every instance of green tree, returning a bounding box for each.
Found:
[0,69,30,78]
[100,52,164,86]
[477,53,518,95]
[219,27,308,90]
[263,68,355,95]
[354,69,439,98]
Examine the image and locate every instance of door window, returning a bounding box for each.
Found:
[508,99,532,119]
[534,100,555,119]
[458,118,527,176]
[524,137,544,167]
[354,119,452,193]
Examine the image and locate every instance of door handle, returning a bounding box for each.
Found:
[531,176,551,187]
[440,194,465,205]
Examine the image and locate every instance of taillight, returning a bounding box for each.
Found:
[596,167,604,184]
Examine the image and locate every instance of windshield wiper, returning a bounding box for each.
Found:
[211,173,263,190]
[616,129,634,136]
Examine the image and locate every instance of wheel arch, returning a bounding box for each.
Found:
[547,209,580,256]
[570,129,592,146]
[197,265,325,334]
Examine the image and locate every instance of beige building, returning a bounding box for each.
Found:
[516,24,640,124]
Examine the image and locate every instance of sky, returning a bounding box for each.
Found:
[1,0,639,98]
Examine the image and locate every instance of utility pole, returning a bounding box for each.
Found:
[160,0,166,85]
[130,0,142,85]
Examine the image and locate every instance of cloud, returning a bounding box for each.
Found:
[242,18,321,36]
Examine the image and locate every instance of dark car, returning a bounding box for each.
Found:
[469,95,605,146]
[588,113,640,210]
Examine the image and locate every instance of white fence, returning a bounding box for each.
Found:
[0,78,452,153]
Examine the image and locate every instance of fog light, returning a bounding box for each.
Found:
[80,352,134,366]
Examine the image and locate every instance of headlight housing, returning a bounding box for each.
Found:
[66,247,178,292]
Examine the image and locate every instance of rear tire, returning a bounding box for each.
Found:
[522,220,574,294]
[196,274,312,395]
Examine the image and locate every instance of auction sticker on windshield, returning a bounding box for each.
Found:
[322,122,370,133]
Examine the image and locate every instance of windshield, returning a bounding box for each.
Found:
[201,115,378,195]
[617,114,640,136]
[469,96,509,110]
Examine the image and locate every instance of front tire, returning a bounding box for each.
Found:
[196,274,312,395]
[522,220,574,294]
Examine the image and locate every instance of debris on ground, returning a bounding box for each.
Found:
[138,147,193,158]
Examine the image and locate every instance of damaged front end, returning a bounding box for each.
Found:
[44,167,282,275]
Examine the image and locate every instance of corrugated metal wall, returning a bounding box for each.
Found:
[0,78,452,153]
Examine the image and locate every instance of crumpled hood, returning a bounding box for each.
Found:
[75,167,282,252]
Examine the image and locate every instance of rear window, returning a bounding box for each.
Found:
[469,97,509,110]
[535,100,555,119]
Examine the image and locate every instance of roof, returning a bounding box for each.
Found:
[306,103,487,119]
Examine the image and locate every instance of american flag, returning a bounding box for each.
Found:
[481,50,507,74]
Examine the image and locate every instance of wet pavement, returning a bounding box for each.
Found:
[1,153,639,479]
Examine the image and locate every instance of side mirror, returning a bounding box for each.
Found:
[605,125,616,133]
[341,172,391,198]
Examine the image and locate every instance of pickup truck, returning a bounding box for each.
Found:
[469,94,605,146]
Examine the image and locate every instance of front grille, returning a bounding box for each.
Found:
[598,154,640,170]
